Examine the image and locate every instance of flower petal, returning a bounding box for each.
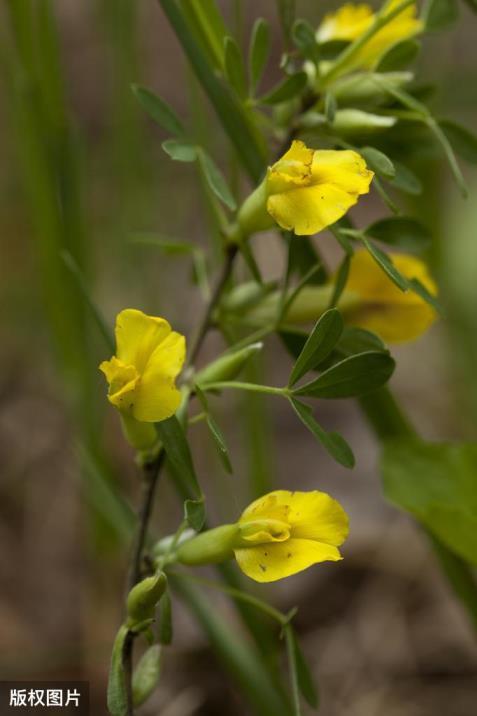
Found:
[115,309,172,372]
[311,150,374,195]
[133,331,186,422]
[317,3,374,43]
[239,492,291,524]
[341,249,438,342]
[267,181,359,235]
[270,490,349,545]
[235,538,342,583]
[99,357,140,412]
[268,140,314,194]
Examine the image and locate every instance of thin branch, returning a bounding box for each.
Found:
[187,243,238,366]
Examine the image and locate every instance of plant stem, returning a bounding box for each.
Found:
[187,243,238,366]
[122,232,241,715]
[127,450,166,591]
[202,381,288,397]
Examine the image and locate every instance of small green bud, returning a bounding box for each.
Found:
[127,573,167,629]
[237,180,274,236]
[132,644,162,708]
[331,109,396,136]
[120,413,158,452]
[176,524,240,566]
[195,343,263,385]
[332,71,413,105]
[222,281,277,313]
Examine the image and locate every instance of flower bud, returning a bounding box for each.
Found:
[175,524,240,566]
[120,413,158,452]
[237,180,275,237]
[132,644,162,708]
[330,109,396,136]
[195,343,263,385]
[126,573,167,629]
[332,71,413,105]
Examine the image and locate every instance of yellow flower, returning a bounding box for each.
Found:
[337,249,438,342]
[238,140,373,237]
[235,490,349,582]
[316,0,423,71]
[175,489,349,583]
[99,308,186,422]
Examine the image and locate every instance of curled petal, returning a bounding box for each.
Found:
[133,331,186,422]
[235,538,342,583]
[115,308,171,371]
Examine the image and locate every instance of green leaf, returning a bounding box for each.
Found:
[285,625,319,712]
[439,119,477,165]
[159,0,266,182]
[424,0,459,30]
[107,625,129,716]
[382,439,477,565]
[324,92,337,123]
[197,150,237,210]
[360,146,395,179]
[260,71,307,105]
[376,39,420,71]
[294,351,395,399]
[292,19,320,64]
[162,139,197,162]
[61,251,114,353]
[224,36,247,99]
[408,277,443,315]
[184,497,206,531]
[132,84,184,136]
[329,253,351,308]
[159,590,173,645]
[365,216,431,253]
[289,309,344,386]
[361,237,409,290]
[335,327,386,357]
[249,18,271,93]
[156,415,202,499]
[206,415,233,473]
[132,644,162,708]
[388,161,422,195]
[276,0,296,42]
[426,117,468,198]
[290,399,355,468]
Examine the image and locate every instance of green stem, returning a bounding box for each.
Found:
[202,381,288,397]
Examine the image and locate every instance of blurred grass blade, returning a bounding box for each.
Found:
[62,250,115,353]
[249,18,271,94]
[159,0,267,182]
[284,625,319,711]
[178,0,227,70]
[171,575,292,716]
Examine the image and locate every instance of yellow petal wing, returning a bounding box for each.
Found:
[317,3,374,43]
[235,538,342,583]
[267,181,360,235]
[271,490,350,545]
[312,150,374,196]
[115,308,172,372]
[133,331,186,422]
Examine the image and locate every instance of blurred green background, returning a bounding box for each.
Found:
[1,1,476,714]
